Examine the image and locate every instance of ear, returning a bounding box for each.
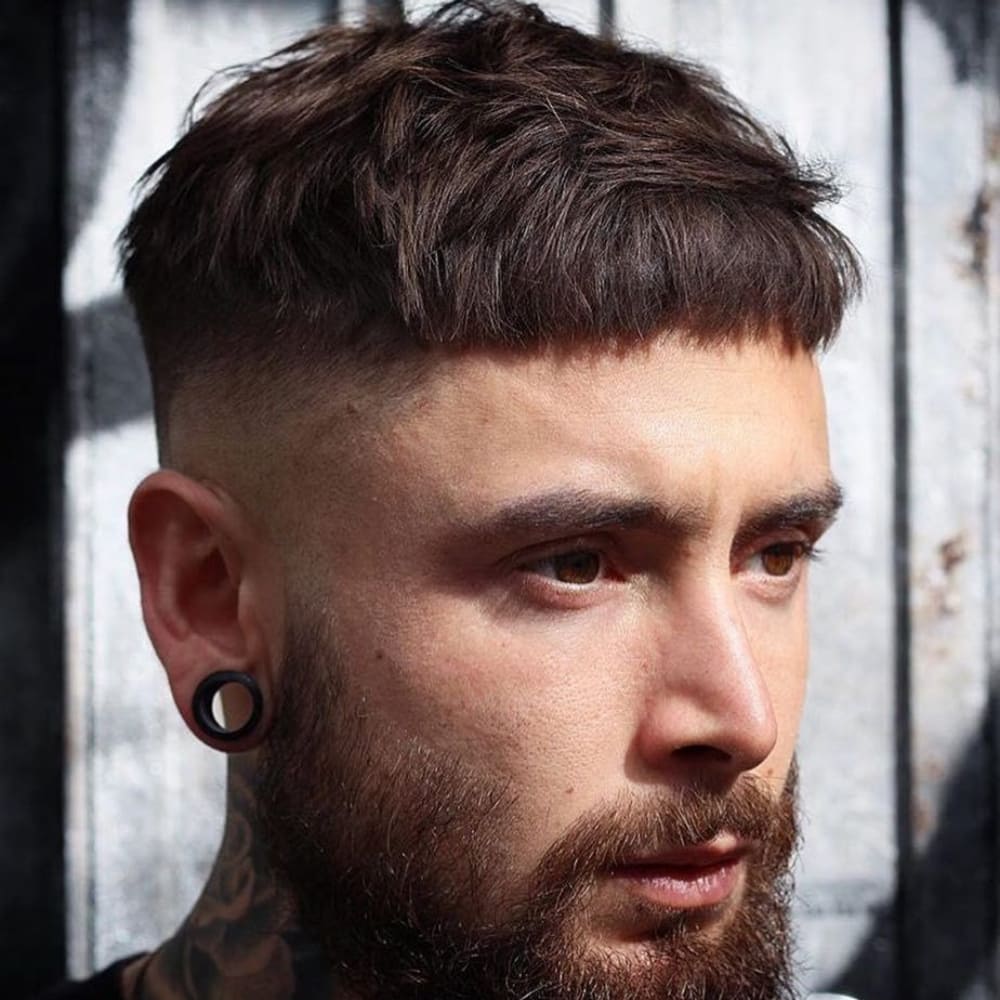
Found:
[128,469,281,753]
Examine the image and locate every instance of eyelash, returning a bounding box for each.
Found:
[744,539,822,572]
[513,536,822,602]
[506,542,618,610]
[739,541,821,601]
[516,542,615,585]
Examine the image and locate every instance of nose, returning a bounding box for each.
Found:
[632,582,778,783]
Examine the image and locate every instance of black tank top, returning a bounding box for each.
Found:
[33,955,144,1000]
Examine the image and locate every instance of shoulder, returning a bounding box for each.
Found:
[33,955,146,1000]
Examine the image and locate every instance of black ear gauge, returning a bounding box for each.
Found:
[192,670,264,743]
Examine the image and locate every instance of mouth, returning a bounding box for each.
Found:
[608,835,749,911]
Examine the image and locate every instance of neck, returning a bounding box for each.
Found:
[124,755,337,999]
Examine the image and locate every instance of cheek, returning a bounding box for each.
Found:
[329,574,811,859]
[337,594,645,846]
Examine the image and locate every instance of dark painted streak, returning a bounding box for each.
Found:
[913,0,988,84]
[71,294,152,432]
[829,719,997,999]
[0,0,67,995]
[65,0,131,244]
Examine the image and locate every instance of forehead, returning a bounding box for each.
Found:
[374,337,830,517]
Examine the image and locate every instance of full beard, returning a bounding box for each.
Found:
[257,614,799,1000]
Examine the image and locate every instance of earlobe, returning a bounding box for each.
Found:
[128,469,276,752]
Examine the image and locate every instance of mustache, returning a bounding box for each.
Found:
[530,770,798,895]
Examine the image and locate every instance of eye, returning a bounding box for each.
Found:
[523,549,604,585]
[749,541,814,577]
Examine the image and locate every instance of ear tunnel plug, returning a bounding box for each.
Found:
[192,670,264,743]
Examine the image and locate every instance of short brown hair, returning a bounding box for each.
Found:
[121,0,861,432]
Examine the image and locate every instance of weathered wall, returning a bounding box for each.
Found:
[6,0,994,996]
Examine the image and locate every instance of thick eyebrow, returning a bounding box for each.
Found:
[732,479,845,553]
[461,488,708,546]
[454,479,844,551]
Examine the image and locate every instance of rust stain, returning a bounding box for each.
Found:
[918,757,946,783]
[929,531,967,616]
[912,797,933,840]
[962,186,989,283]
[915,532,968,622]
[939,533,967,575]
[988,125,1000,165]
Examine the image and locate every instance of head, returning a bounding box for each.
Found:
[123,2,859,998]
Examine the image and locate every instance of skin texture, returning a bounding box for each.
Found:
[125,335,837,998]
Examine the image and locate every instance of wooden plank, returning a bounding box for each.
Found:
[613,1,897,993]
[64,0,327,975]
[990,3,1000,995]
[902,1,998,997]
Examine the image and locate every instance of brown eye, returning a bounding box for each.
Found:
[760,543,799,577]
[550,551,602,584]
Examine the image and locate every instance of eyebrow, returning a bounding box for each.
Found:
[457,479,844,549]
[731,480,845,552]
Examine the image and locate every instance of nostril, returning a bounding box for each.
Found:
[671,744,732,764]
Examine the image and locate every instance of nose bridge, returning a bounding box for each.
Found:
[635,574,778,776]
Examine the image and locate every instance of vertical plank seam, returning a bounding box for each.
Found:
[979,2,1000,994]
[49,0,70,982]
[888,0,914,997]
[599,0,614,38]
[366,0,404,18]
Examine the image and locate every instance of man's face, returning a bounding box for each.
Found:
[259,335,836,999]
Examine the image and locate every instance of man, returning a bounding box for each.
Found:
[47,1,862,997]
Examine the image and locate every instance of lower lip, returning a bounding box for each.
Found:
[610,856,744,910]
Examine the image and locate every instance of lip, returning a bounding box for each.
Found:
[609,836,749,910]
